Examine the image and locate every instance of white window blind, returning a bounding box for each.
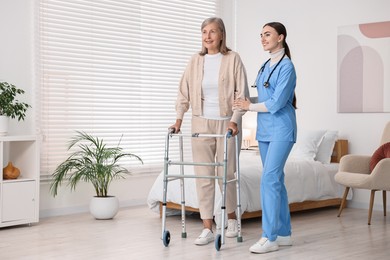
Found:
[38,0,220,177]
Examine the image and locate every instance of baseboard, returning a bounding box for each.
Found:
[39,198,147,218]
[347,200,386,212]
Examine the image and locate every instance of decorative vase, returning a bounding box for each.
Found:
[89,196,119,220]
[3,162,21,179]
[0,115,9,136]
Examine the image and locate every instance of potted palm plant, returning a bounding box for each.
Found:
[50,131,143,219]
[0,81,31,135]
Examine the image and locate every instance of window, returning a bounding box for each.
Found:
[38,0,220,177]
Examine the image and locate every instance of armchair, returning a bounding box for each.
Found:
[335,121,390,225]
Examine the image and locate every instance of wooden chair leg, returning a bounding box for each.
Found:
[368,190,376,225]
[337,187,350,217]
[383,190,387,217]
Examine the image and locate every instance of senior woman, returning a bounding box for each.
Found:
[169,17,249,245]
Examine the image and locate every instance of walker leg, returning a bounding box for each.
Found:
[178,134,187,238]
[161,179,170,245]
[180,179,187,238]
[217,133,229,250]
[235,135,243,242]
[161,132,171,246]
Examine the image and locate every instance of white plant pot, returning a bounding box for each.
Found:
[0,116,9,136]
[89,196,119,220]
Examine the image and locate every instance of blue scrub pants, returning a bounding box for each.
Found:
[259,141,294,241]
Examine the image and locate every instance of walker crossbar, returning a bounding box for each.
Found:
[165,174,224,180]
[168,161,224,167]
[170,132,227,139]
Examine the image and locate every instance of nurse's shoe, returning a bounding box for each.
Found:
[194,228,214,245]
[276,235,292,246]
[249,237,279,254]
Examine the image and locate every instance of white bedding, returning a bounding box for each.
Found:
[147,149,350,218]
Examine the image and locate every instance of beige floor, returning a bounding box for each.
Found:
[0,205,389,259]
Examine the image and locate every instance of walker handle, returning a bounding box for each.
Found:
[227,129,233,138]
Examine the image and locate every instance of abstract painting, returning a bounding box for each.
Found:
[337,21,390,112]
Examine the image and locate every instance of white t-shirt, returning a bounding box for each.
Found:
[201,52,230,120]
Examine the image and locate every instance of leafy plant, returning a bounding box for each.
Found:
[50,131,143,197]
[0,81,31,121]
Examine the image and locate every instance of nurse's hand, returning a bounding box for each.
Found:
[233,98,251,111]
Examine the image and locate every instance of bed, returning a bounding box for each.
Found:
[147,130,350,222]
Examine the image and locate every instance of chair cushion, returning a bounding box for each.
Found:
[369,142,390,172]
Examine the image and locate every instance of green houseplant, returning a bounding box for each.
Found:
[0,81,31,136]
[50,131,143,219]
[0,81,30,121]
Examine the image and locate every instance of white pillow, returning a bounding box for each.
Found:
[288,129,326,161]
[315,130,338,164]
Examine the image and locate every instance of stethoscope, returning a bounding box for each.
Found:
[251,53,286,88]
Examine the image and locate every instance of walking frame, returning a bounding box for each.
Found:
[161,129,243,251]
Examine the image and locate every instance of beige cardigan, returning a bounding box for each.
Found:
[176,51,249,123]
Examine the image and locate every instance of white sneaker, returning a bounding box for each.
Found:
[276,235,292,246]
[194,228,214,245]
[225,219,238,238]
[249,237,279,254]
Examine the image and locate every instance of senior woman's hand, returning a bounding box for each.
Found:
[227,121,239,136]
[233,98,251,111]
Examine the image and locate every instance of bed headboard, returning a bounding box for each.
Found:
[330,139,348,163]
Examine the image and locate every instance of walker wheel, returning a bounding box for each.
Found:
[215,234,222,251]
[163,230,171,247]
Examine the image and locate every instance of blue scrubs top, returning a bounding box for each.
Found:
[255,58,297,142]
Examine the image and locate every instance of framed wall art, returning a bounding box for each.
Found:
[337,21,390,113]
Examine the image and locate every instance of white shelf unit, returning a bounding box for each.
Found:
[0,135,39,228]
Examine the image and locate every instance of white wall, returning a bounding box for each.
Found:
[1,0,389,217]
[235,0,390,210]
[0,0,34,134]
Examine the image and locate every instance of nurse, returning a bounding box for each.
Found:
[233,21,297,254]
